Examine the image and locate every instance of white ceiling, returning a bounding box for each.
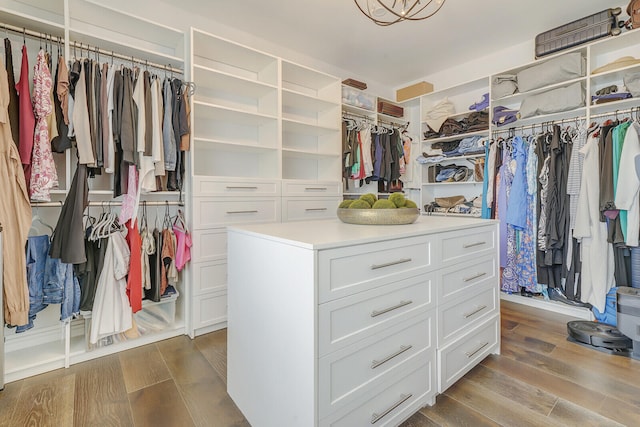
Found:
[183,0,622,88]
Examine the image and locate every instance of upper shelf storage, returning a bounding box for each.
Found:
[192,28,278,86]
[0,0,64,29]
[68,0,184,65]
[282,60,341,102]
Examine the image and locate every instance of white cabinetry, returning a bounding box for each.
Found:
[189,28,341,336]
[227,216,499,426]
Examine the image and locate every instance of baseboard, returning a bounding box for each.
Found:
[500,293,594,320]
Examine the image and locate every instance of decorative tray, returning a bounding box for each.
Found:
[336,208,420,225]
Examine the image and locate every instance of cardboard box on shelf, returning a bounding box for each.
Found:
[396,81,434,102]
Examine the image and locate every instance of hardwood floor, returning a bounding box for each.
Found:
[1,300,638,426]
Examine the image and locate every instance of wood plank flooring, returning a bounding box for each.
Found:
[1,300,639,426]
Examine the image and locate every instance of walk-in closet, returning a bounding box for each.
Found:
[1,1,639,426]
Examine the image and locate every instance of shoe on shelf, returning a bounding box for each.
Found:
[548,287,592,309]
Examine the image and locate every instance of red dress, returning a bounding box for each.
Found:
[125,219,143,313]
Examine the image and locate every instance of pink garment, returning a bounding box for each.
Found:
[30,49,58,201]
[16,44,35,188]
[119,165,139,224]
[173,224,192,271]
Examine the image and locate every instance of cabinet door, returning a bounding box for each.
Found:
[281,197,340,222]
[192,197,281,229]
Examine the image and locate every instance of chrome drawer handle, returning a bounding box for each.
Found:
[463,305,487,318]
[371,300,413,317]
[463,241,486,248]
[226,210,259,214]
[226,186,258,190]
[371,393,413,424]
[371,345,413,369]
[465,342,489,358]
[463,272,487,282]
[304,187,327,191]
[371,258,412,270]
[305,208,328,211]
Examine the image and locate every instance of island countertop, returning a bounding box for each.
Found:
[227,216,497,250]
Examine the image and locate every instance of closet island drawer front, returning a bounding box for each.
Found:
[440,226,496,266]
[282,197,341,222]
[319,273,435,355]
[318,236,434,303]
[320,360,434,427]
[438,285,497,345]
[282,180,342,197]
[438,314,499,393]
[192,198,281,229]
[318,312,434,418]
[193,177,280,196]
[192,228,227,262]
[192,260,227,295]
[438,254,497,303]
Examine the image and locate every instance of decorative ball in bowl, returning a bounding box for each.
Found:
[337,193,420,225]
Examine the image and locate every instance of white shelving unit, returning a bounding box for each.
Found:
[1,2,187,383]
[188,28,342,337]
[419,77,490,216]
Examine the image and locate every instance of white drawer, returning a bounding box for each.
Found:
[193,177,280,196]
[438,254,497,303]
[318,235,435,303]
[282,180,342,197]
[191,228,227,262]
[282,197,340,222]
[321,360,434,427]
[438,284,497,345]
[192,198,281,229]
[438,314,499,393]
[318,312,434,418]
[192,290,227,331]
[192,260,227,295]
[440,226,496,266]
[319,273,435,356]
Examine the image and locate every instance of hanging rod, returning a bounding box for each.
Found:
[31,200,184,208]
[0,21,63,41]
[0,21,183,75]
[590,106,640,120]
[69,41,183,75]
[492,116,587,135]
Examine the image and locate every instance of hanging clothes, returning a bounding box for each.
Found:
[615,122,640,247]
[125,219,142,313]
[51,54,71,152]
[89,229,132,345]
[0,61,31,327]
[574,128,615,313]
[16,43,36,187]
[30,49,58,202]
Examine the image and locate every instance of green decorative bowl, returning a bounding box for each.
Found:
[337,208,420,225]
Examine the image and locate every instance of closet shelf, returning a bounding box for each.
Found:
[342,103,376,116]
[192,137,278,152]
[421,211,481,218]
[377,112,408,123]
[193,64,278,94]
[422,181,480,186]
[589,97,640,117]
[421,153,485,163]
[194,101,278,124]
[500,107,587,129]
[0,9,64,36]
[422,129,488,144]
[282,147,341,158]
[282,88,340,111]
[281,118,340,135]
[492,76,587,106]
[589,63,640,86]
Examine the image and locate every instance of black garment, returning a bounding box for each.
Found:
[76,232,107,312]
[565,237,582,301]
[94,61,103,169]
[4,38,19,146]
[389,131,402,183]
[112,69,125,197]
[51,55,71,153]
[143,71,153,156]
[120,67,136,165]
[145,228,162,303]
[599,123,617,219]
[50,164,89,264]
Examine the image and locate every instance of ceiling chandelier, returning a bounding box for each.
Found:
[354,0,446,26]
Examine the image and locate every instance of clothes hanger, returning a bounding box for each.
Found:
[29,211,54,237]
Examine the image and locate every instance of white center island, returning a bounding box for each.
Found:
[227,216,500,427]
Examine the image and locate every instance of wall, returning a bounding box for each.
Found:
[98,0,393,98]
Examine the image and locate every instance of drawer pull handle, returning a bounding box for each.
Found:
[371,393,413,424]
[226,210,259,214]
[463,305,487,318]
[371,345,413,369]
[371,258,412,270]
[305,208,328,211]
[465,342,489,359]
[371,300,413,317]
[463,241,486,248]
[226,186,258,190]
[463,272,487,282]
[305,187,327,191]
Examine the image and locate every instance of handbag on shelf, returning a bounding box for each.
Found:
[434,195,465,208]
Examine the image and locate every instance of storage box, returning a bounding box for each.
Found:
[342,86,375,111]
[396,81,434,102]
[135,292,179,335]
[377,98,404,117]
